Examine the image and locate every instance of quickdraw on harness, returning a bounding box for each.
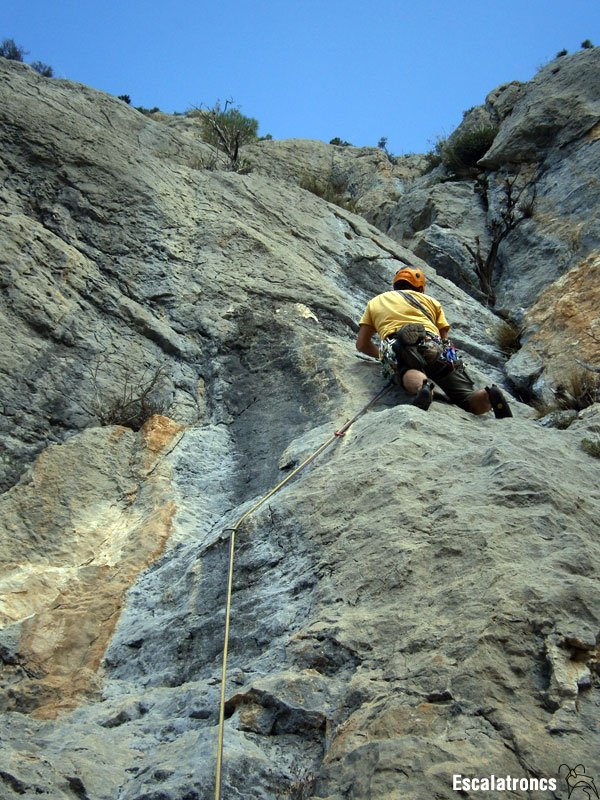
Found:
[380,332,458,373]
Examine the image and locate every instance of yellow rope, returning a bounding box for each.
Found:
[213,382,393,799]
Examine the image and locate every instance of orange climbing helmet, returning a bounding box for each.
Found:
[392,267,426,291]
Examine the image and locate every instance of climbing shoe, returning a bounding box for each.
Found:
[486,385,513,418]
[413,380,434,411]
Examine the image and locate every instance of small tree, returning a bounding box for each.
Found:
[465,168,537,305]
[200,100,258,170]
[0,38,26,61]
[581,39,594,49]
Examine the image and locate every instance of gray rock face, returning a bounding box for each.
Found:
[242,137,426,196]
[383,181,492,303]
[331,49,600,397]
[374,49,600,309]
[1,56,599,800]
[480,49,600,167]
[490,134,600,312]
[150,53,600,390]
[1,403,599,799]
[0,58,506,494]
[479,80,527,124]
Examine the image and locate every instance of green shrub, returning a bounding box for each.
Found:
[441,126,499,174]
[298,169,356,211]
[135,105,161,115]
[0,38,26,61]
[329,137,352,147]
[376,136,398,164]
[495,320,521,356]
[581,39,594,49]
[0,39,53,76]
[201,105,258,146]
[200,101,258,169]
[422,148,443,173]
[582,438,600,458]
[31,60,53,77]
[556,48,568,57]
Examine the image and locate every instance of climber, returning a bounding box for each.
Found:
[356,266,512,417]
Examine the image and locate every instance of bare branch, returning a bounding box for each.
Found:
[81,358,171,430]
[465,166,538,305]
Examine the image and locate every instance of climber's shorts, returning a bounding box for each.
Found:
[381,337,477,410]
[424,360,476,410]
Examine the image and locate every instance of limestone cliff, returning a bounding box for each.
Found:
[0,56,599,800]
[244,48,600,402]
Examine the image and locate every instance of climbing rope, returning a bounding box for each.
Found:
[214,381,393,800]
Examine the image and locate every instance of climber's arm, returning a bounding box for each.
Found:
[356,324,379,360]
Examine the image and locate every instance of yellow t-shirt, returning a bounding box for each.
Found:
[359,290,449,339]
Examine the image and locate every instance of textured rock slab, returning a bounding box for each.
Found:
[0,56,508,496]
[0,416,183,717]
[507,253,600,397]
[2,403,597,798]
[242,137,426,205]
[1,54,598,800]
[480,48,600,166]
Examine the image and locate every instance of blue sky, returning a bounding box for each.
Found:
[3,0,599,154]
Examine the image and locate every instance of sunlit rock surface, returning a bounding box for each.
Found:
[0,56,599,800]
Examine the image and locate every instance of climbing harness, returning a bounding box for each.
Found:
[213,381,393,800]
[384,292,461,376]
